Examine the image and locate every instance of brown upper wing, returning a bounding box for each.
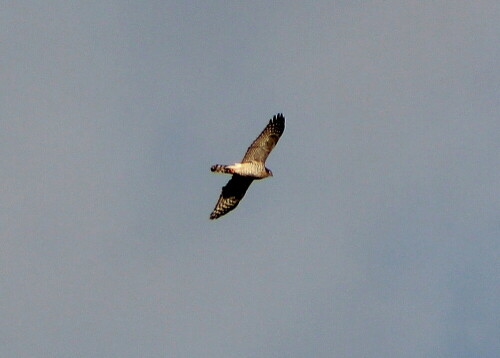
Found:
[241,113,285,163]
[210,175,254,220]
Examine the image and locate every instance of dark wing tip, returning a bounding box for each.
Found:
[272,113,285,122]
[271,113,285,129]
[270,113,285,133]
[210,209,222,220]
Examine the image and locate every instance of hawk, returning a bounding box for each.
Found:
[210,113,285,220]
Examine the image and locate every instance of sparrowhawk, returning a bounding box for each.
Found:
[210,113,285,220]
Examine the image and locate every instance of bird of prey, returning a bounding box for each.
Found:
[210,113,285,220]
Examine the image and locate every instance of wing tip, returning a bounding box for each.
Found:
[209,212,219,220]
[271,113,285,125]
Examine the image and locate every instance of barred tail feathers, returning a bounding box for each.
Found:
[211,164,233,174]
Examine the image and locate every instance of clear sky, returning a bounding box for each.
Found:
[2,1,499,357]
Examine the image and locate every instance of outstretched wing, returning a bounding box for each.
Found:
[241,113,285,164]
[210,175,254,220]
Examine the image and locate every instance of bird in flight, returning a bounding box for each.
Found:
[210,113,285,220]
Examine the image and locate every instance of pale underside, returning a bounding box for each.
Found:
[210,114,285,220]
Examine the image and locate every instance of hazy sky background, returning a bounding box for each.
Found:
[2,1,499,357]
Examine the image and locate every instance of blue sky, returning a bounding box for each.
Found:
[1,1,499,357]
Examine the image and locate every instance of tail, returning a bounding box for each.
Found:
[211,164,233,174]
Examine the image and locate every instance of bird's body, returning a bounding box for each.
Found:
[211,162,270,179]
[210,114,285,220]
